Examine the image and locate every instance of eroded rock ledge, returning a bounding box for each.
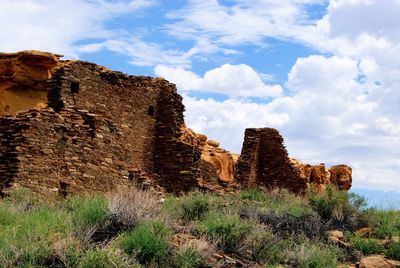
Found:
[0,51,352,197]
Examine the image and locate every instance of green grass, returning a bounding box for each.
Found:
[69,195,109,229]
[349,237,384,254]
[385,242,400,261]
[172,246,201,268]
[360,209,400,239]
[198,212,252,252]
[0,187,399,267]
[119,221,170,265]
[178,191,210,221]
[285,242,343,268]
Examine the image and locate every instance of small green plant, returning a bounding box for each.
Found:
[78,248,131,268]
[360,209,400,239]
[285,242,343,268]
[173,246,201,268]
[245,227,284,265]
[70,195,109,229]
[308,185,366,229]
[0,207,71,266]
[199,213,252,252]
[119,221,170,264]
[350,237,384,254]
[385,242,400,261]
[178,192,210,221]
[239,188,266,202]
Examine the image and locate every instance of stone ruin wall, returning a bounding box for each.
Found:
[236,128,352,193]
[0,52,202,197]
[0,51,352,197]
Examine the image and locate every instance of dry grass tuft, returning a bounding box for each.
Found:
[108,186,162,228]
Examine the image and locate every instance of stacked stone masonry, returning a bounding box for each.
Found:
[236,128,352,193]
[0,51,352,197]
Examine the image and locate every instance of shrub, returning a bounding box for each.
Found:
[198,213,252,252]
[258,211,326,239]
[385,242,400,261]
[78,248,133,268]
[285,242,343,268]
[0,204,17,226]
[108,187,161,228]
[360,209,400,239]
[0,207,71,266]
[239,188,266,202]
[178,192,210,222]
[350,237,384,254]
[260,188,312,218]
[308,186,366,229]
[173,246,201,268]
[119,221,170,264]
[70,195,109,229]
[245,226,284,265]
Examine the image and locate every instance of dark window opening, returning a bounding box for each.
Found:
[128,171,135,181]
[59,181,68,198]
[147,106,154,117]
[70,81,80,93]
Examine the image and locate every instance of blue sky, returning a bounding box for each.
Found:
[1,0,400,207]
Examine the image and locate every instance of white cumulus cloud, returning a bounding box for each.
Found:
[155,64,282,98]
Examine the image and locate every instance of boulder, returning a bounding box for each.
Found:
[201,143,236,183]
[359,255,400,268]
[0,51,61,116]
[206,139,220,148]
[329,165,352,190]
[0,50,60,84]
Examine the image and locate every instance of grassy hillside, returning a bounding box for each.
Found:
[0,186,399,267]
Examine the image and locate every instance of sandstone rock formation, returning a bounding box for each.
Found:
[359,255,400,268]
[0,51,352,197]
[0,51,61,116]
[181,127,236,184]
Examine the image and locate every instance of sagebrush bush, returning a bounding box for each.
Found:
[285,242,343,268]
[308,185,366,229]
[198,213,252,252]
[360,209,400,239]
[119,221,170,265]
[244,226,284,265]
[77,247,135,268]
[173,246,201,268]
[178,191,210,222]
[108,187,161,228]
[258,211,326,239]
